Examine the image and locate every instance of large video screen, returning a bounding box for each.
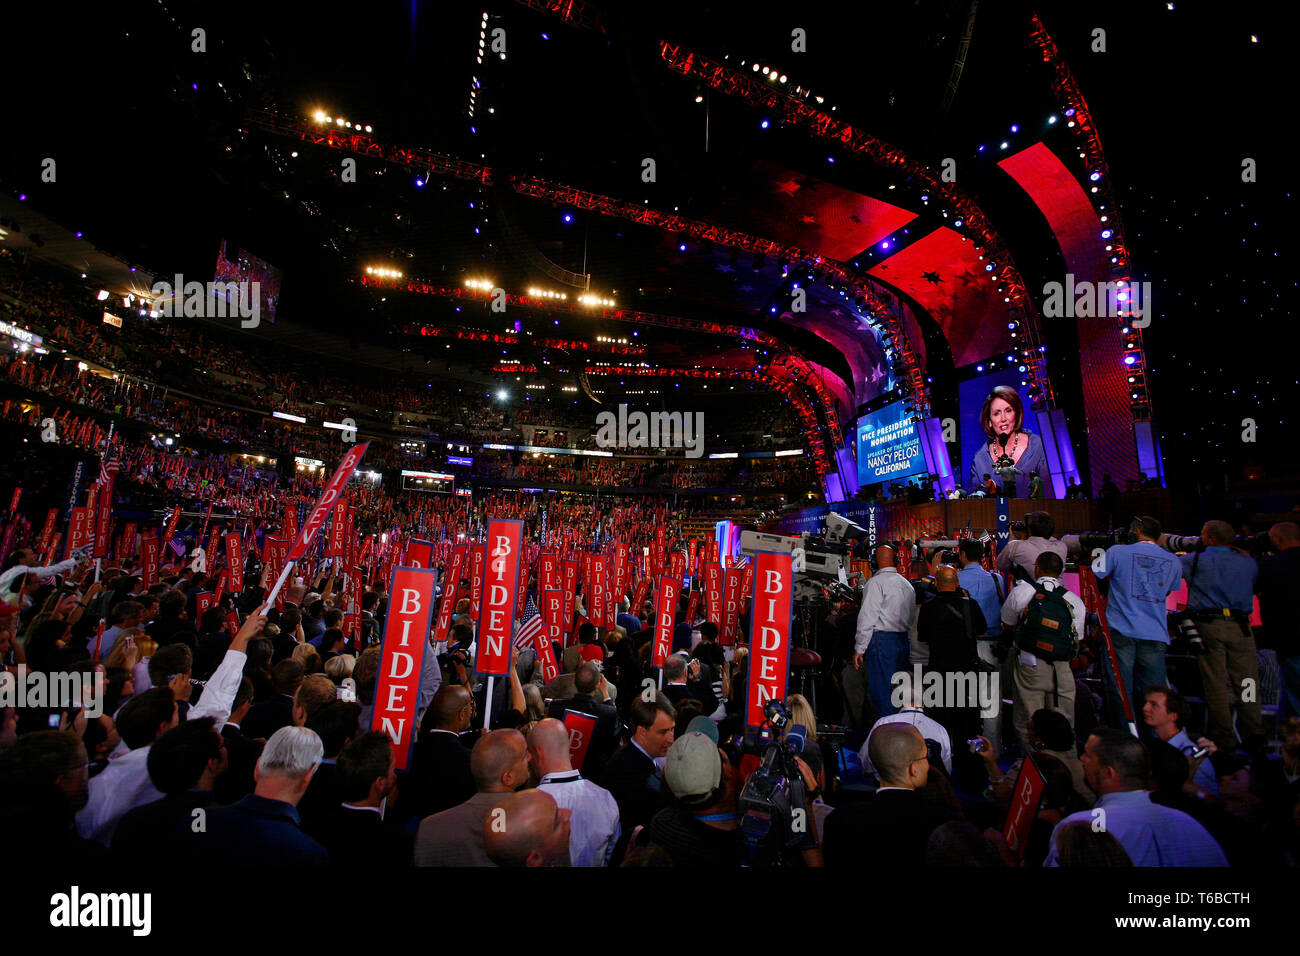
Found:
[958,370,1051,498]
[214,239,282,324]
[855,401,926,486]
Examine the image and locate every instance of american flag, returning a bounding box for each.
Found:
[979,529,992,544]
[513,594,544,651]
[97,456,120,486]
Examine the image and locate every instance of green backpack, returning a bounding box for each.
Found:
[1017,584,1078,662]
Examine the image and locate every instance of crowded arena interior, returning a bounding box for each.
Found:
[0,0,1293,929]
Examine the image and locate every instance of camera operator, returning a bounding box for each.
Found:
[852,546,919,721]
[1092,516,1184,731]
[998,511,1067,581]
[1257,522,1300,720]
[1181,520,1264,754]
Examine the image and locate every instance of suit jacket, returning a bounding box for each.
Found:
[296,761,343,833]
[663,679,717,716]
[821,788,955,867]
[407,730,476,820]
[308,804,414,868]
[601,743,664,838]
[414,791,502,867]
[242,695,294,741]
[215,724,262,805]
[110,791,215,862]
[547,694,620,781]
[179,794,328,866]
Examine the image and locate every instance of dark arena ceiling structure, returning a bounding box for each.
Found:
[1,0,1290,495]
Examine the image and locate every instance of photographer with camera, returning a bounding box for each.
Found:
[1001,552,1084,754]
[1092,516,1184,732]
[1181,520,1264,755]
[998,511,1067,581]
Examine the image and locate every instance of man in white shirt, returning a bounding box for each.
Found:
[529,718,620,866]
[861,682,953,777]
[0,554,82,609]
[1000,552,1085,753]
[852,546,919,720]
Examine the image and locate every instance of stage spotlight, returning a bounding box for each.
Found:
[1048,115,1057,124]
[760,119,770,129]
[97,290,110,301]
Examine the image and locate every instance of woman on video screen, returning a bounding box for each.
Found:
[966,385,1049,498]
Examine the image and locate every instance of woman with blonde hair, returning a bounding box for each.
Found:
[292,642,321,675]
[786,694,818,741]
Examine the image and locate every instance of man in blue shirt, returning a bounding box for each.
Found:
[1092,516,1183,731]
[957,541,1005,750]
[1182,520,1263,753]
[1142,685,1219,797]
[1045,728,1227,867]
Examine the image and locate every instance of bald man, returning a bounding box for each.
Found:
[1259,522,1300,720]
[821,723,954,867]
[916,566,988,745]
[407,685,476,819]
[414,729,529,866]
[529,719,620,866]
[483,790,572,867]
[853,546,919,721]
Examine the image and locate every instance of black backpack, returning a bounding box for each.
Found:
[1017,583,1078,662]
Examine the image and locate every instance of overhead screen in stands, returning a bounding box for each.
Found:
[855,401,926,487]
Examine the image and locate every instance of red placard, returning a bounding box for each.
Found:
[1003,755,1047,862]
[469,545,485,618]
[669,549,687,583]
[745,551,794,731]
[721,567,744,646]
[370,565,438,771]
[542,587,565,651]
[328,502,347,557]
[120,522,137,564]
[686,588,701,625]
[561,559,578,647]
[93,475,113,559]
[515,563,530,622]
[688,539,698,578]
[404,538,433,569]
[225,533,243,593]
[474,520,523,678]
[194,591,214,622]
[705,562,723,625]
[206,526,220,566]
[631,579,650,618]
[265,537,289,610]
[224,610,241,637]
[562,710,599,771]
[433,544,467,643]
[142,535,160,587]
[590,556,607,630]
[652,574,679,670]
[38,508,58,554]
[66,507,91,560]
[8,487,21,512]
[213,570,228,604]
[741,561,753,601]
[343,612,359,643]
[540,551,558,592]
[201,502,213,539]
[162,506,182,545]
[612,543,629,603]
[287,443,369,562]
[283,503,298,541]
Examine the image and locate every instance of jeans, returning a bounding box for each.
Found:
[1103,630,1167,729]
[865,631,911,720]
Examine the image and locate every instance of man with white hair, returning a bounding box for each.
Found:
[179,725,329,865]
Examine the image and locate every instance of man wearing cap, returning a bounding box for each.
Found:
[644,719,746,866]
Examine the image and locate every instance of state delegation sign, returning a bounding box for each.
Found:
[371,565,439,771]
